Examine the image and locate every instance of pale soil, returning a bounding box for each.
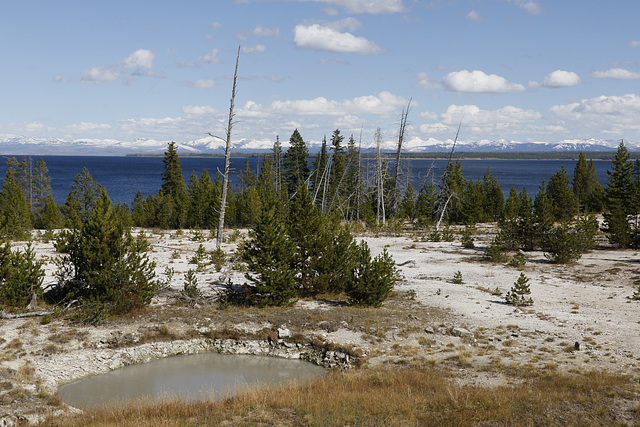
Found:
[1,226,639,424]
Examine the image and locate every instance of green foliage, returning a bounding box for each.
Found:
[505,273,533,306]
[452,270,463,284]
[182,269,200,298]
[573,153,605,213]
[603,141,638,248]
[61,167,102,229]
[55,189,157,321]
[507,251,526,268]
[547,166,578,222]
[483,237,506,263]
[0,242,44,308]
[346,242,396,307]
[461,225,475,248]
[282,129,310,196]
[211,247,226,272]
[35,195,63,230]
[0,166,33,239]
[240,207,297,307]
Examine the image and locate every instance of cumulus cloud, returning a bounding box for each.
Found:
[123,49,155,70]
[240,91,407,117]
[466,10,482,21]
[414,72,440,89]
[442,70,526,93]
[80,65,121,83]
[303,0,404,14]
[187,79,216,89]
[294,24,383,55]
[242,44,268,54]
[532,70,582,88]
[79,49,156,83]
[198,49,221,65]
[593,67,640,80]
[550,93,640,135]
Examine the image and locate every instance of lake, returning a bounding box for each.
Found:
[0,155,613,205]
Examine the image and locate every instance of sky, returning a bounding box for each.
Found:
[2,0,640,150]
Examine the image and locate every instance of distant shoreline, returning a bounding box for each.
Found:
[125,151,630,161]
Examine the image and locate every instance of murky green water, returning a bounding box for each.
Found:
[58,353,326,408]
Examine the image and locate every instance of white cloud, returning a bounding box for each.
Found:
[294,24,383,55]
[80,65,120,83]
[305,0,404,14]
[182,105,216,116]
[442,70,526,93]
[123,49,155,70]
[210,21,222,29]
[441,104,541,125]
[466,10,482,21]
[508,0,543,15]
[238,24,281,41]
[187,79,216,89]
[64,122,111,133]
[327,17,362,32]
[240,91,407,117]
[593,67,640,80]
[629,40,640,47]
[414,72,440,89]
[53,75,63,83]
[242,44,268,54]
[267,75,286,83]
[538,70,582,88]
[550,93,640,135]
[198,49,221,65]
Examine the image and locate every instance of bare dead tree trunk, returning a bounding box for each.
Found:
[392,98,411,216]
[212,46,240,248]
[435,117,463,230]
[374,127,385,225]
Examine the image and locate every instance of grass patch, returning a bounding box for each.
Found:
[47,366,638,426]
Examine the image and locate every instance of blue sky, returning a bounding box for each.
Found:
[2,0,640,150]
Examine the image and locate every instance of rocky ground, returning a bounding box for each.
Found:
[1,226,639,424]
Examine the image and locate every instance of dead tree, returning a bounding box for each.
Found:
[391,98,412,216]
[374,127,386,225]
[210,46,240,248]
[435,117,464,230]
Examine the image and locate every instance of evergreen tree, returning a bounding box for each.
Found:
[0,167,33,239]
[0,242,44,308]
[547,166,578,222]
[257,154,277,211]
[603,141,637,247]
[61,167,102,228]
[345,134,362,221]
[35,195,63,230]
[438,160,466,224]
[56,189,157,321]
[400,182,417,221]
[282,129,310,195]
[328,129,346,212]
[312,136,328,205]
[160,141,187,228]
[481,168,504,221]
[533,180,554,246]
[505,273,533,306]
[240,206,297,307]
[346,242,396,307]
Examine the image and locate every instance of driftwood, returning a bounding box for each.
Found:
[1,310,53,319]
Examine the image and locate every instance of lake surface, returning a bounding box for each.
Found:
[58,352,326,409]
[0,155,613,205]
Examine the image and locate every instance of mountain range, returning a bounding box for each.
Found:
[0,136,636,157]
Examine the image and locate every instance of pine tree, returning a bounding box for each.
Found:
[282,129,310,196]
[160,142,187,228]
[312,136,328,205]
[240,206,297,307]
[400,182,417,221]
[505,272,533,306]
[61,167,102,228]
[346,242,396,307]
[481,168,504,221]
[547,166,578,222]
[35,195,63,230]
[328,129,346,212]
[345,134,361,221]
[0,167,33,239]
[0,242,44,308]
[603,141,637,247]
[438,160,466,225]
[56,189,157,321]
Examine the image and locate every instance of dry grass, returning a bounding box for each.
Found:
[48,365,639,427]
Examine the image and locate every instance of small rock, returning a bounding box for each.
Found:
[424,326,435,334]
[277,327,291,339]
[452,327,473,338]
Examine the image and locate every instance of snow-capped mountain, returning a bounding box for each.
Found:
[0,136,636,156]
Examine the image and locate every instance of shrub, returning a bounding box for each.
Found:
[346,242,397,307]
[505,272,533,306]
[182,269,200,298]
[483,237,506,263]
[452,271,463,284]
[54,189,157,322]
[0,242,44,308]
[461,225,475,248]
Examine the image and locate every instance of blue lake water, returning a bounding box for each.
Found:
[0,155,613,206]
